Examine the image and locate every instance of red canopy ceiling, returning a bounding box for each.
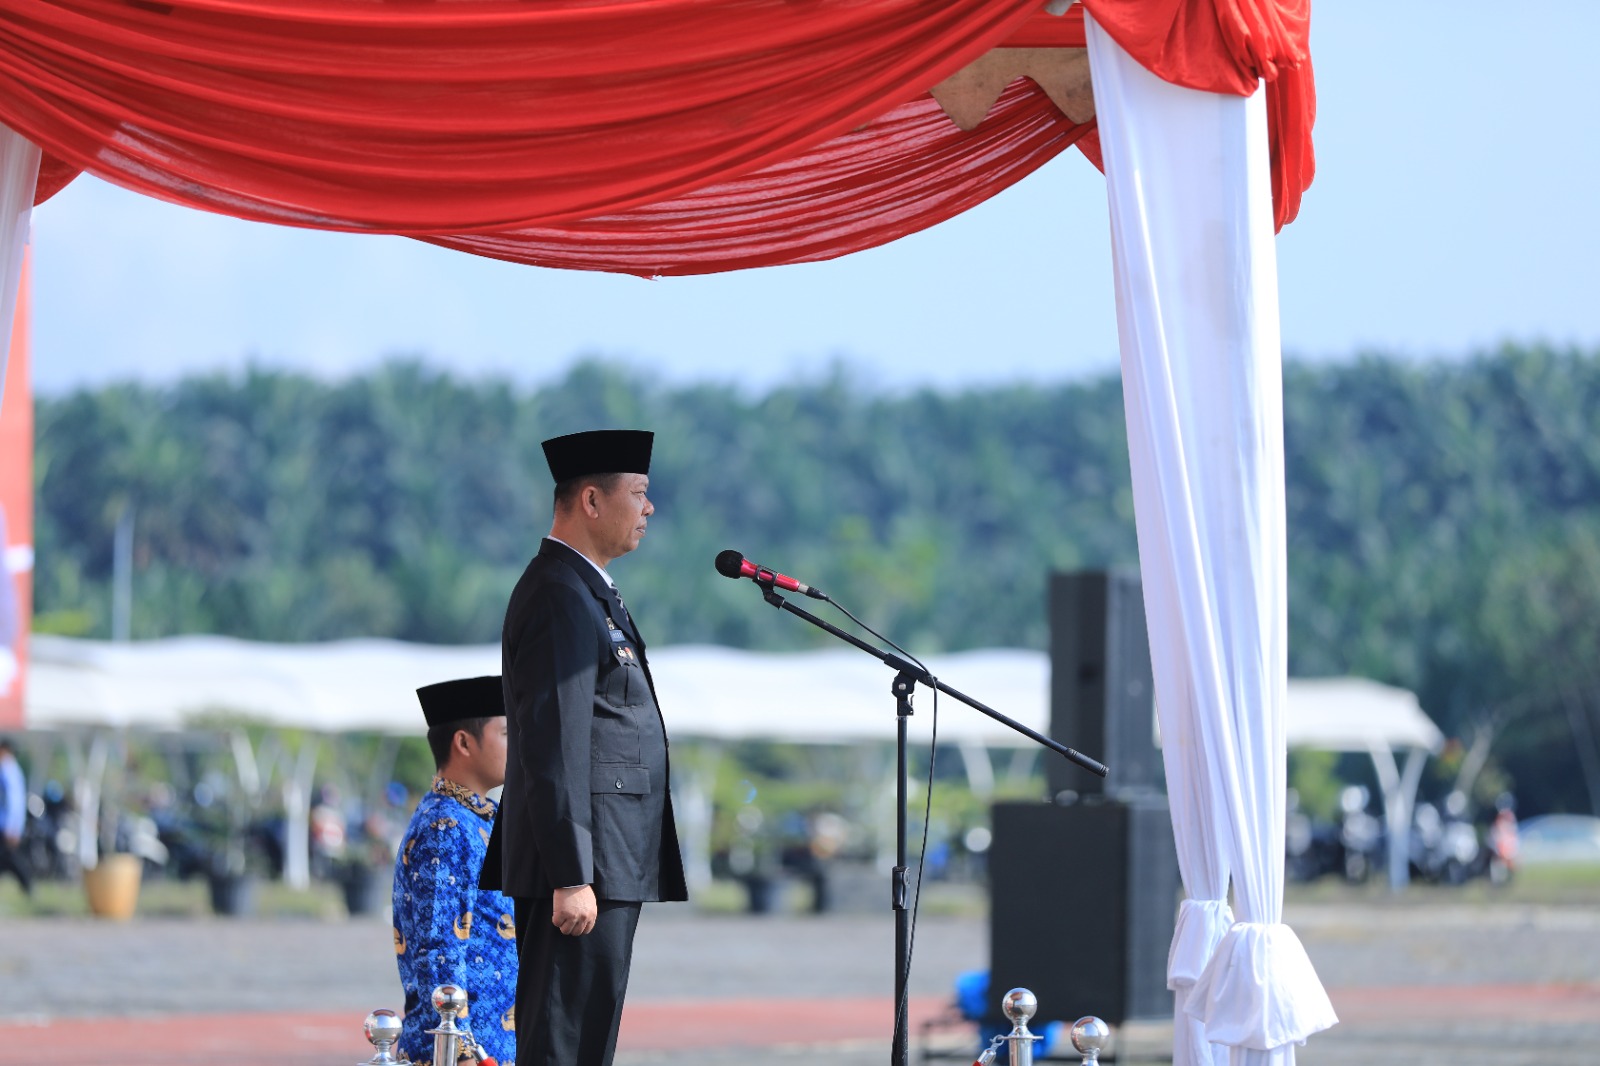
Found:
[0,0,1312,276]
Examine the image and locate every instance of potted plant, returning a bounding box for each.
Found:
[193,771,266,917]
[80,736,163,920]
[331,810,397,917]
[205,837,260,917]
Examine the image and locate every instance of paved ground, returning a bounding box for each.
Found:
[2,901,1598,1066]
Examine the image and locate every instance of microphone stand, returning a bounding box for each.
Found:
[746,579,1108,1066]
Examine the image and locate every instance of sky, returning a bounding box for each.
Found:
[23,2,1600,396]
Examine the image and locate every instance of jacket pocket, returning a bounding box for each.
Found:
[611,644,647,707]
[591,764,651,795]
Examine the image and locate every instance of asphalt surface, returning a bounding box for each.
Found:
[2,900,1598,1066]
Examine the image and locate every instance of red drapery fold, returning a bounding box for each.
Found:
[427,80,1093,277]
[2,1,1313,274]
[0,0,1047,232]
[1080,0,1313,225]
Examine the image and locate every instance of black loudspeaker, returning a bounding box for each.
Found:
[987,800,1179,1026]
[1047,571,1162,800]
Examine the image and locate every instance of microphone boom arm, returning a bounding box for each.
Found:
[741,574,1109,1066]
[754,582,1108,778]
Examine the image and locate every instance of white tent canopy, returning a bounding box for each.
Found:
[28,635,1439,755]
[27,634,1052,743]
[1279,677,1442,754]
[25,634,1446,897]
[1279,675,1443,894]
[28,633,501,733]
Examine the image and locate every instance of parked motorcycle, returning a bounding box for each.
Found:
[1337,785,1384,884]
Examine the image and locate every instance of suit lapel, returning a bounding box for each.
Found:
[607,587,645,650]
[539,538,643,646]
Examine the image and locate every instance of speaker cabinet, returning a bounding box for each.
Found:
[1047,571,1162,800]
[988,800,1179,1026]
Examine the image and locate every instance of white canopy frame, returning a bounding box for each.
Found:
[0,122,38,388]
[0,21,1335,1057]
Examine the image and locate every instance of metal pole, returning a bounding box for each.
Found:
[1069,1016,1110,1065]
[1001,988,1041,1066]
[361,1009,404,1065]
[428,985,468,1066]
[112,504,133,641]
[891,671,912,1066]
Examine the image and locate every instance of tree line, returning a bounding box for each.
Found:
[33,346,1600,815]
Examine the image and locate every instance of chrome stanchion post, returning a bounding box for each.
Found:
[360,1009,404,1066]
[429,985,469,1066]
[1000,988,1043,1066]
[1070,1017,1110,1066]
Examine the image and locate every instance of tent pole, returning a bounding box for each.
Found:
[281,738,318,889]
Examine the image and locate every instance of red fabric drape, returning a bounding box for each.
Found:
[32,152,78,204]
[0,0,1046,232]
[428,79,1092,277]
[1080,0,1313,225]
[2,1,1313,273]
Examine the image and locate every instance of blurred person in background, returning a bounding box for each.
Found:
[1487,793,1519,884]
[0,736,31,894]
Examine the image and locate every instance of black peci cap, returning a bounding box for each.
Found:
[541,429,653,483]
[416,676,504,728]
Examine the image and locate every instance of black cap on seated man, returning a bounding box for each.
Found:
[485,428,686,1066]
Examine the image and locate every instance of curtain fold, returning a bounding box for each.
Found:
[1081,0,1312,227]
[1085,14,1335,1065]
[0,123,39,394]
[0,0,1047,232]
[425,80,1093,277]
[1169,899,1234,1066]
[2,1,1314,274]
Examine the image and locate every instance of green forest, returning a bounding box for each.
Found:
[32,345,1600,816]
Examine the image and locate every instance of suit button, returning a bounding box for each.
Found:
[615,780,624,789]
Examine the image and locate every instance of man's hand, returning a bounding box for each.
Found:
[552,884,597,936]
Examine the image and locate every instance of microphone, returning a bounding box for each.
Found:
[715,550,828,600]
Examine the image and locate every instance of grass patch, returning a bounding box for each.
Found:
[0,873,358,921]
[1285,862,1600,907]
[691,876,985,917]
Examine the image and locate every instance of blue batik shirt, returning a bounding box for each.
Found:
[393,778,518,1065]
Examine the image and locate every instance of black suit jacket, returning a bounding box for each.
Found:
[482,538,687,903]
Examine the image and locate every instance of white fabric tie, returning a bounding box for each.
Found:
[1169,897,1235,1066]
[1184,921,1338,1051]
[1168,897,1234,990]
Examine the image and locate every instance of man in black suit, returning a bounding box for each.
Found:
[483,428,687,1066]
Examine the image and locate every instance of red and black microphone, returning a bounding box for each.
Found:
[715,549,828,600]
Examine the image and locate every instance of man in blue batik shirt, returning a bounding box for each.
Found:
[394,676,518,1065]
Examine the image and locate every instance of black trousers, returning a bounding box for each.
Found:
[0,837,30,894]
[513,895,642,1066]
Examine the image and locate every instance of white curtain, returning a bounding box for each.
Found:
[0,123,41,393]
[1084,16,1337,1066]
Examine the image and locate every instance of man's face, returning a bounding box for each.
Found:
[467,717,509,791]
[589,473,653,560]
